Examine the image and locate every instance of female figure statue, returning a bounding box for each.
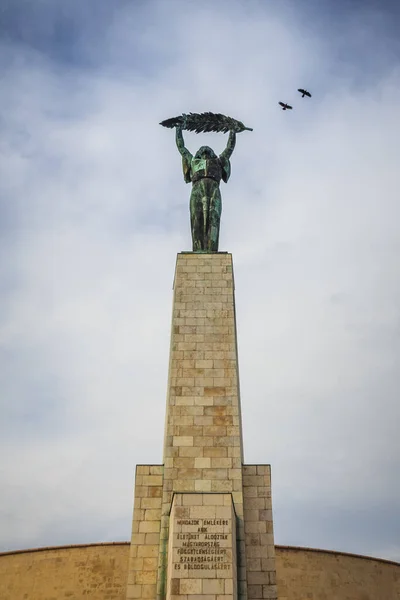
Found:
[175,125,236,252]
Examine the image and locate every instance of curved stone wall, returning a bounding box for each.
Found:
[275,545,400,600]
[0,542,399,600]
[0,543,129,600]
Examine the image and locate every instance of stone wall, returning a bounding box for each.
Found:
[0,543,129,600]
[243,466,276,600]
[1,543,399,600]
[276,545,400,600]
[127,465,164,600]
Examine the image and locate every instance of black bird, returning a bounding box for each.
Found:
[298,88,312,98]
[279,102,293,111]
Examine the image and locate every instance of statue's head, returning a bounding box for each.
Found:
[195,146,216,160]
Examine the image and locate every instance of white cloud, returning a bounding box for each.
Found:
[0,0,399,560]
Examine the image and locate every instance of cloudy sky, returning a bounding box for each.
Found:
[1,0,400,562]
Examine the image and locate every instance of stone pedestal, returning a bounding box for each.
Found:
[126,253,278,600]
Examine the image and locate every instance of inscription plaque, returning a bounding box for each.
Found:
[166,493,237,599]
[175,518,231,571]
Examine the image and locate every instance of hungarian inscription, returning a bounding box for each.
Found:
[174,519,231,571]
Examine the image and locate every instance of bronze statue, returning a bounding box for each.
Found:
[160,112,252,252]
[175,126,236,252]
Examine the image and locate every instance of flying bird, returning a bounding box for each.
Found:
[298,88,312,98]
[279,102,293,111]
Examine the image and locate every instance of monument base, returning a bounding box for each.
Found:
[126,464,277,600]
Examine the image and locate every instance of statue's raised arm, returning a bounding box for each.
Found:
[175,125,193,183]
[175,125,187,156]
[218,130,236,184]
[220,130,236,161]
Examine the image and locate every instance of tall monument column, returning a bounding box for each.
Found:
[126,252,278,600]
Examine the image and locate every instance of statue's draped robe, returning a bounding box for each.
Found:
[181,151,231,252]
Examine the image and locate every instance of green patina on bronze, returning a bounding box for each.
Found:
[160,112,252,252]
[176,126,235,252]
